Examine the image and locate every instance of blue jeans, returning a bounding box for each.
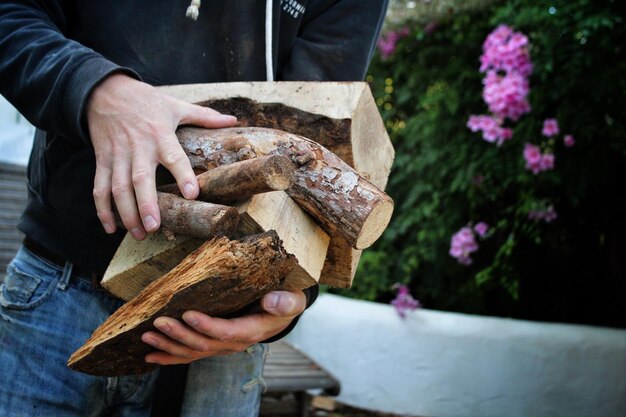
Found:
[0,246,266,417]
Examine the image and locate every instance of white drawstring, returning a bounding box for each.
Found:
[265,0,274,81]
[186,0,200,20]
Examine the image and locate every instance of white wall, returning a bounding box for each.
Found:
[287,294,626,417]
[0,95,34,166]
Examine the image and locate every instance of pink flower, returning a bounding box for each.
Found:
[469,26,533,144]
[474,222,489,238]
[449,226,479,266]
[564,134,575,147]
[480,25,533,77]
[391,284,421,318]
[523,143,554,174]
[377,27,409,59]
[542,119,560,137]
[543,206,558,222]
[482,71,531,121]
[539,153,555,171]
[528,206,558,223]
[500,127,513,141]
[523,143,542,173]
[467,114,514,144]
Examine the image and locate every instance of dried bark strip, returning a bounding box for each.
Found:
[68,231,296,376]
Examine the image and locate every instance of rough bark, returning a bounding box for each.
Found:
[177,127,394,250]
[158,154,295,204]
[157,192,240,239]
[199,97,354,166]
[68,231,296,376]
[113,192,239,240]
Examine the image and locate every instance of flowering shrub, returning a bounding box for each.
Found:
[332,0,626,328]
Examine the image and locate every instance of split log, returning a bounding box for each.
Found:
[101,233,202,301]
[69,231,296,376]
[177,127,394,250]
[158,154,295,204]
[236,191,329,292]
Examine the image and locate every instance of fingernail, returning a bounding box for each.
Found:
[131,228,145,240]
[219,115,237,123]
[143,215,158,231]
[143,335,159,347]
[184,313,199,326]
[183,183,195,199]
[103,223,114,234]
[154,319,170,332]
[265,292,280,310]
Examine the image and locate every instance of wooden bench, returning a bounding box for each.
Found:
[0,161,26,280]
[262,341,340,417]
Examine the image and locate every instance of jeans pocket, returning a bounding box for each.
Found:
[0,263,58,310]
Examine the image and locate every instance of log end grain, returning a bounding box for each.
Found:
[355,198,394,249]
[263,154,296,191]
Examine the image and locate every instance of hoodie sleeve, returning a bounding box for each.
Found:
[0,0,139,144]
[279,0,388,81]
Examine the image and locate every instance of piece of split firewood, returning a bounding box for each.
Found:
[68,231,296,376]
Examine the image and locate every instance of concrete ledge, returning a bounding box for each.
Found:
[286,294,626,417]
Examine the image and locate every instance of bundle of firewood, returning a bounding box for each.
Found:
[68,82,395,376]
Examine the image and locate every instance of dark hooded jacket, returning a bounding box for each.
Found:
[0,0,387,276]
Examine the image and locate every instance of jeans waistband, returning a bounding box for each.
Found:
[22,237,103,287]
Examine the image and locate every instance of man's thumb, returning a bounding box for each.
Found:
[262,291,306,317]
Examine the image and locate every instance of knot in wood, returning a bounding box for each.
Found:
[237,147,257,161]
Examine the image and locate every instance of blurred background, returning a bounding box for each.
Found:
[340,0,626,330]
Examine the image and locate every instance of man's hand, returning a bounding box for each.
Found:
[86,73,237,239]
[140,290,307,365]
